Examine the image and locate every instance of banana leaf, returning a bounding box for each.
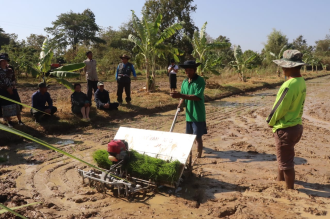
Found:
[49,71,81,78]
[55,78,74,91]
[26,66,40,78]
[0,95,50,115]
[0,124,127,182]
[0,202,41,214]
[51,63,85,72]
[0,203,28,219]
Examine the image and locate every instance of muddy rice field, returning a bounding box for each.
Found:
[1,75,330,218]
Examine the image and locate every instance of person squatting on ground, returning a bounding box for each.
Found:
[116,54,137,105]
[71,83,91,121]
[267,50,306,190]
[170,60,207,159]
[168,59,179,92]
[0,53,24,127]
[84,51,98,102]
[31,83,57,122]
[94,82,119,111]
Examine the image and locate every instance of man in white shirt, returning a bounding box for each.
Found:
[168,59,179,92]
[83,51,98,102]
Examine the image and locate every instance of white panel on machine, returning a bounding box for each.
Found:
[114,127,196,164]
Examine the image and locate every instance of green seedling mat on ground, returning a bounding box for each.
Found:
[93,149,183,185]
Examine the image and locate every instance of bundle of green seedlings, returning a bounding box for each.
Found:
[124,150,182,184]
[92,149,182,184]
[92,150,112,169]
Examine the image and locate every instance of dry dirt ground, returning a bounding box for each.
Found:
[1,75,330,218]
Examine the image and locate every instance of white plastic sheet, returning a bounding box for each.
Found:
[114,127,196,164]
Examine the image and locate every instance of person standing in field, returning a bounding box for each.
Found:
[116,54,137,105]
[267,50,306,190]
[170,60,207,159]
[83,51,98,102]
[71,83,91,121]
[168,59,179,92]
[0,53,24,127]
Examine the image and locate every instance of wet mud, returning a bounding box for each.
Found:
[1,76,330,218]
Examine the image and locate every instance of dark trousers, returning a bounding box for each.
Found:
[31,106,57,121]
[98,103,119,111]
[117,82,131,103]
[87,80,98,102]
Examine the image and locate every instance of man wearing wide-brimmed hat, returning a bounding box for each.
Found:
[266,50,306,190]
[170,60,207,159]
[115,54,137,104]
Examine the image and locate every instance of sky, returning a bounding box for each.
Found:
[2,0,330,52]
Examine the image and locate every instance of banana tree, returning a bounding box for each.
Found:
[188,22,230,79]
[27,38,84,91]
[123,10,184,92]
[309,57,320,72]
[321,63,328,71]
[270,45,287,77]
[229,45,257,82]
[303,53,312,72]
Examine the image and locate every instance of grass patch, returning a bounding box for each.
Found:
[93,150,112,169]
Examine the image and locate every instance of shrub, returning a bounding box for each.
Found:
[92,150,112,169]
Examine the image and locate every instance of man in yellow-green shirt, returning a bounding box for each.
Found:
[267,50,306,190]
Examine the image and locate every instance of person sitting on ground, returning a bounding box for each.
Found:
[0,53,24,127]
[94,82,119,110]
[31,82,57,122]
[71,83,91,121]
[267,50,306,190]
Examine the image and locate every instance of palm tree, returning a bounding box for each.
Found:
[229,45,257,82]
[269,45,287,77]
[188,22,231,79]
[123,10,184,92]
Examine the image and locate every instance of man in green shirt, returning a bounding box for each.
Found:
[267,50,306,189]
[170,60,207,158]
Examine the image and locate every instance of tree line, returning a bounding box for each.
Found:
[0,0,329,90]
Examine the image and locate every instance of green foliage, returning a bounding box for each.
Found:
[0,203,28,219]
[51,63,85,72]
[93,150,112,169]
[26,38,85,91]
[143,0,197,60]
[229,45,257,82]
[189,22,231,78]
[124,150,182,184]
[45,9,105,51]
[0,27,10,49]
[264,29,288,64]
[123,10,184,91]
[0,202,40,215]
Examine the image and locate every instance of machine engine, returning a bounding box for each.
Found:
[107,140,129,162]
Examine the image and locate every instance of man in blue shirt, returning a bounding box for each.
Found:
[31,83,57,122]
[116,54,137,105]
